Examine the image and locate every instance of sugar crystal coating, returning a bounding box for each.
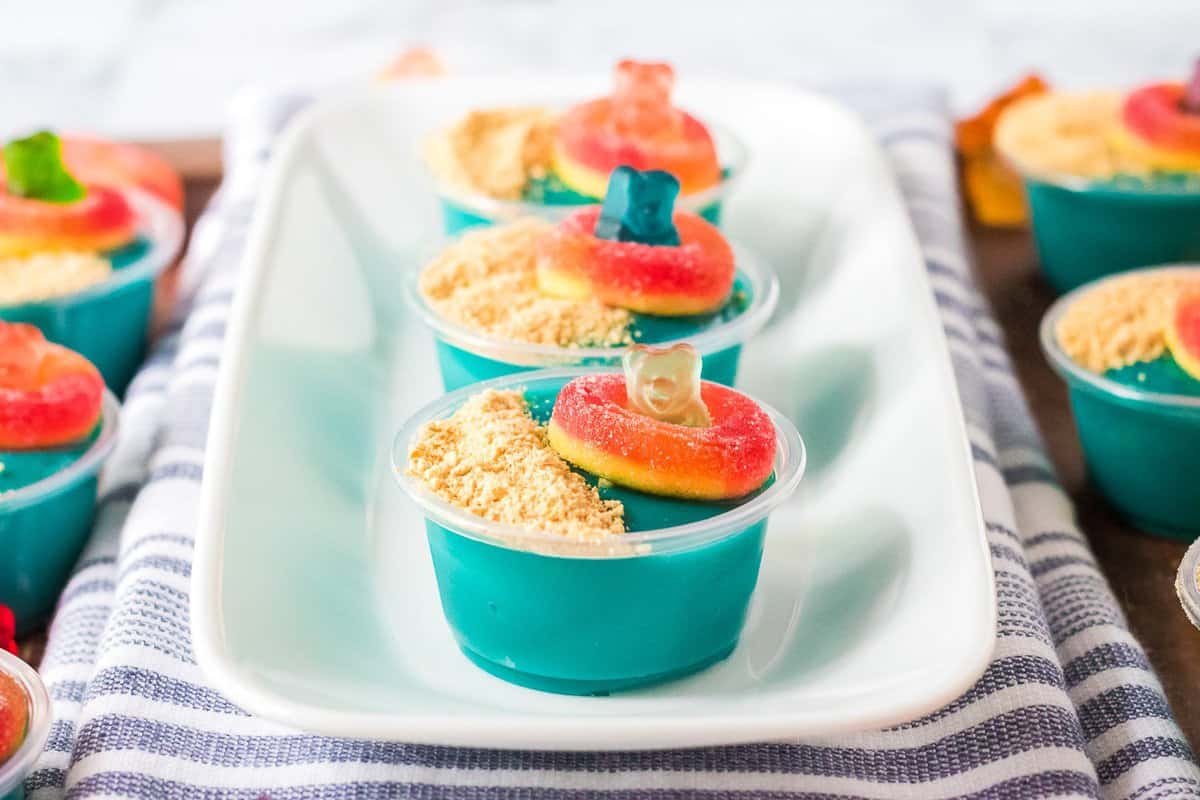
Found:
[548,374,776,500]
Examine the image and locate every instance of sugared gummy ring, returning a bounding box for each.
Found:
[1166,292,1200,382]
[62,136,185,211]
[0,321,104,450]
[554,60,722,197]
[1115,83,1200,171]
[536,207,735,316]
[0,185,136,257]
[547,374,776,501]
[0,668,27,761]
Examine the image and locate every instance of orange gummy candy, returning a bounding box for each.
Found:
[956,74,1049,228]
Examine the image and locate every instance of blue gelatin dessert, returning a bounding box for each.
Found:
[1042,266,1200,540]
[410,167,777,390]
[394,346,805,695]
[424,60,746,234]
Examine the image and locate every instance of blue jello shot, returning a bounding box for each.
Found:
[0,391,119,634]
[0,192,183,395]
[1041,266,1200,540]
[393,367,806,695]
[0,649,51,800]
[413,167,777,391]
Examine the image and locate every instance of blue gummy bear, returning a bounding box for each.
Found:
[594,166,681,246]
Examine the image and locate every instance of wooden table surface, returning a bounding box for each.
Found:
[19,138,1200,749]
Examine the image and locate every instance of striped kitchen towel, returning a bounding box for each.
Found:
[22,85,1200,800]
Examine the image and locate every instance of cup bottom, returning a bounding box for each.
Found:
[459,641,737,696]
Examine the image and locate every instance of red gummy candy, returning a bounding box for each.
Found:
[0,183,136,257]
[0,668,27,761]
[1123,83,1200,155]
[547,373,777,500]
[0,321,104,450]
[0,606,14,656]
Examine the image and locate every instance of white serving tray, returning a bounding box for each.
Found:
[193,75,994,750]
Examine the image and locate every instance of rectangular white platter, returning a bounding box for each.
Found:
[192,74,995,750]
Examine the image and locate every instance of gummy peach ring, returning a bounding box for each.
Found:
[547,374,777,501]
[1122,83,1200,155]
[0,322,105,449]
[0,186,136,257]
[536,207,736,316]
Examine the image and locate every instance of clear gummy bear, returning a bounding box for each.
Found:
[622,343,711,427]
[612,60,680,136]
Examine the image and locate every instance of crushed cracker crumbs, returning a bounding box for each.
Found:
[1057,270,1200,373]
[0,251,112,305]
[423,107,559,200]
[406,389,626,542]
[419,219,633,348]
[996,91,1144,180]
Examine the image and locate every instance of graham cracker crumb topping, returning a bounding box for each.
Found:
[0,251,111,305]
[418,219,632,348]
[424,107,558,200]
[406,389,626,542]
[996,91,1139,180]
[1057,270,1200,372]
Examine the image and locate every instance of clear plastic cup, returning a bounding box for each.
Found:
[0,649,51,800]
[392,367,806,695]
[407,240,779,391]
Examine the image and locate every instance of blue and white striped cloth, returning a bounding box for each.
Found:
[23,86,1200,799]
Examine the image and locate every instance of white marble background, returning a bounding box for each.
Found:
[0,0,1197,139]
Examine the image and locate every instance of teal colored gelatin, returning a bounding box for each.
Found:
[0,236,156,395]
[396,372,804,695]
[1024,174,1200,294]
[0,397,117,635]
[432,275,754,392]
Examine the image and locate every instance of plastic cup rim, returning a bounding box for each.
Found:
[391,366,806,559]
[429,117,750,220]
[0,188,184,311]
[1039,264,1200,411]
[0,389,121,512]
[406,238,779,368]
[0,648,52,796]
[999,139,1200,196]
